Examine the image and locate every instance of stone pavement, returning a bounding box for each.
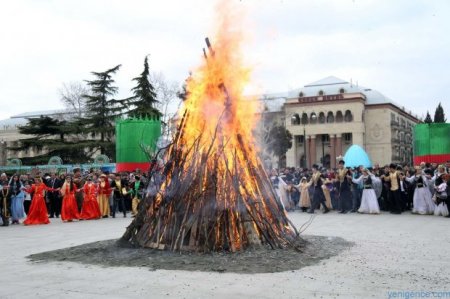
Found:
[1,211,449,299]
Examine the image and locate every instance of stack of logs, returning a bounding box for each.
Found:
[120,38,300,252]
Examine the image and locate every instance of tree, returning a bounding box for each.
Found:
[264,124,293,167]
[8,116,88,164]
[124,56,161,118]
[424,111,433,123]
[433,102,447,123]
[79,64,123,157]
[151,71,181,136]
[58,82,90,117]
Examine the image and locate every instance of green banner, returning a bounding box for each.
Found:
[414,123,450,156]
[115,117,161,163]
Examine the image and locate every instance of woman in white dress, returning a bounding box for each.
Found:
[434,174,449,217]
[405,167,435,215]
[352,169,380,214]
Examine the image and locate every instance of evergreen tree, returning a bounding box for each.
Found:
[424,111,433,123]
[124,56,161,118]
[80,64,123,157]
[8,116,88,164]
[433,102,447,123]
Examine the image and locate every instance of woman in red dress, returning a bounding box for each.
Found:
[60,176,80,222]
[80,176,101,220]
[24,176,57,225]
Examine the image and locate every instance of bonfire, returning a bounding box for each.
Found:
[121,4,300,252]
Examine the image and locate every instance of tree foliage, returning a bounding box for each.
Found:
[79,64,123,157]
[123,56,161,118]
[8,116,89,164]
[424,111,433,124]
[264,124,293,161]
[433,102,447,123]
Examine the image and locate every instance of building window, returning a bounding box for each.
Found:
[339,88,345,94]
[343,133,352,143]
[301,113,308,124]
[291,113,300,125]
[327,112,334,123]
[344,110,353,122]
[318,90,324,96]
[310,112,318,124]
[336,111,344,123]
[297,135,304,144]
[318,112,326,124]
[299,92,304,98]
[322,134,330,143]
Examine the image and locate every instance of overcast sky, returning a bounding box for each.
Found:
[1,0,449,121]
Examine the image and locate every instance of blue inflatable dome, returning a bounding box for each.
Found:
[343,145,372,168]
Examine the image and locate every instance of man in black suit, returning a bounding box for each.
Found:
[46,172,63,218]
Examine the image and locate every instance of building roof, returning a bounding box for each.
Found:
[11,109,75,119]
[288,76,398,106]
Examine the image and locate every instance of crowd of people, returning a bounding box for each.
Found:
[0,168,148,226]
[1,160,449,227]
[270,161,450,218]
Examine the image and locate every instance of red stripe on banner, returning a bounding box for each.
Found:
[116,162,151,173]
[413,154,450,165]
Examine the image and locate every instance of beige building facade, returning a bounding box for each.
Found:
[282,76,420,168]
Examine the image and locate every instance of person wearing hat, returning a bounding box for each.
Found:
[434,174,449,217]
[307,164,330,214]
[23,176,58,225]
[335,160,352,213]
[130,175,145,216]
[352,168,380,214]
[97,174,111,218]
[404,167,435,215]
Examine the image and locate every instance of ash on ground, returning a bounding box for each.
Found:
[28,235,353,274]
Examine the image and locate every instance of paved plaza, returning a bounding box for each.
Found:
[1,212,449,299]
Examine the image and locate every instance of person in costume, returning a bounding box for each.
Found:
[130,175,145,216]
[110,173,127,218]
[322,175,333,211]
[352,168,380,214]
[405,166,435,215]
[80,176,101,220]
[60,175,80,222]
[296,177,311,212]
[433,174,449,217]
[335,160,352,213]
[382,163,403,214]
[24,176,57,225]
[307,164,330,214]
[9,174,25,224]
[0,181,10,226]
[97,174,111,218]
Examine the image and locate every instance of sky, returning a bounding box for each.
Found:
[0,0,449,121]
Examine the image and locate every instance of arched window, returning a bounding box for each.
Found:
[318,112,326,124]
[310,112,317,124]
[318,90,324,96]
[339,88,345,94]
[291,113,300,125]
[301,113,308,124]
[344,110,353,122]
[326,111,334,123]
[299,92,304,98]
[336,111,344,123]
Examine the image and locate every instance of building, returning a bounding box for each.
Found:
[281,76,421,168]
